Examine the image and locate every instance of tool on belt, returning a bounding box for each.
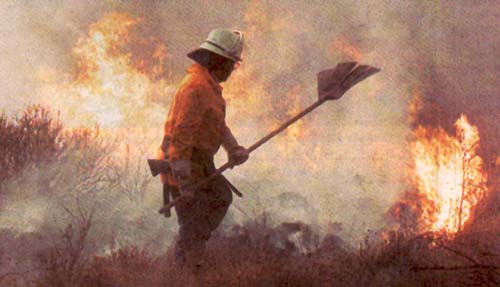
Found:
[152,136,243,217]
[148,62,380,216]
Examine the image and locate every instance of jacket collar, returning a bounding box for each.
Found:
[188,63,223,93]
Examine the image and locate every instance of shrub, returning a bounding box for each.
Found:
[0,105,63,186]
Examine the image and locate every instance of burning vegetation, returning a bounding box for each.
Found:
[1,4,500,287]
[391,113,489,234]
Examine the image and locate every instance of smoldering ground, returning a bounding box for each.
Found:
[0,0,499,282]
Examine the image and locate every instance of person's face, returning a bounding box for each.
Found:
[212,57,241,83]
[213,59,235,82]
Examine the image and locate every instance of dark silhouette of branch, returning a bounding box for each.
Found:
[435,241,479,264]
[411,264,500,271]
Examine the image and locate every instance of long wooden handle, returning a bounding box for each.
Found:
[247,99,325,153]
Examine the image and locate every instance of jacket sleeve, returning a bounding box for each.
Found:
[221,125,240,153]
[168,86,206,161]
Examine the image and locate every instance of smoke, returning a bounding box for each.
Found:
[399,1,500,158]
[0,0,498,251]
[0,129,176,278]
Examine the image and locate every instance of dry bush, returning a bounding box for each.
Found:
[0,105,63,186]
[0,105,171,287]
[0,106,121,286]
[31,128,122,287]
[36,209,94,287]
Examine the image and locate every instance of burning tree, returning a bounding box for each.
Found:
[392,114,488,234]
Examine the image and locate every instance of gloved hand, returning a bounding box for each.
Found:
[170,160,195,198]
[228,146,249,167]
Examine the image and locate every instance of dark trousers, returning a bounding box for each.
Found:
[169,150,232,267]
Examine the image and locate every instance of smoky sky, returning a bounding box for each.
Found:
[403,1,499,161]
[2,0,498,125]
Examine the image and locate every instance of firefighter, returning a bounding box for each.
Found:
[159,29,249,272]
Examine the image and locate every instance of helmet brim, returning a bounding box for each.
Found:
[187,42,242,63]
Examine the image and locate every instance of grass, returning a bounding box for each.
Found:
[28,222,500,287]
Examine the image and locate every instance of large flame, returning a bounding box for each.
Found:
[410,114,488,233]
[38,12,172,129]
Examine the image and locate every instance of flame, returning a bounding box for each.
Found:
[410,114,488,233]
[38,12,172,129]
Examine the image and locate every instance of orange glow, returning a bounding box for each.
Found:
[274,85,307,156]
[38,12,172,129]
[410,114,487,233]
[408,88,423,125]
[331,35,362,62]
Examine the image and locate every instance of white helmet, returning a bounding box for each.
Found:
[188,29,244,62]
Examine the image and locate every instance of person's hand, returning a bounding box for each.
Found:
[228,146,249,167]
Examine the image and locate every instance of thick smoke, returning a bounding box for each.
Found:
[0,0,498,255]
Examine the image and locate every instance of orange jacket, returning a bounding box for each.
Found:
[159,63,234,184]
